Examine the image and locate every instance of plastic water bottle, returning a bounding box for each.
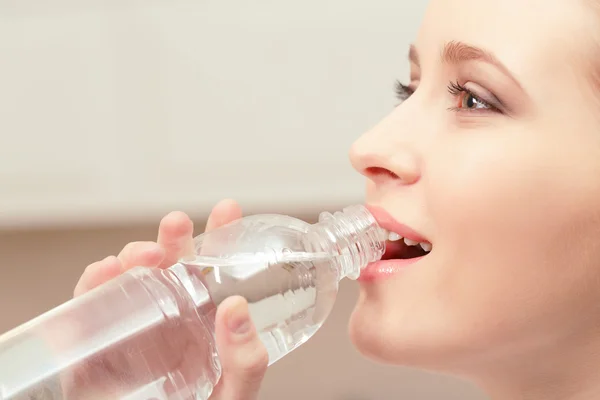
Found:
[0,205,386,400]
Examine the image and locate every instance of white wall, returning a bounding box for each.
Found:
[1,0,419,230]
[0,1,489,399]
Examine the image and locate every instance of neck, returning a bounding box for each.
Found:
[472,330,600,400]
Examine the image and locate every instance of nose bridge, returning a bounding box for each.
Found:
[350,105,423,184]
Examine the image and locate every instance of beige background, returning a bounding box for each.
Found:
[1,0,488,398]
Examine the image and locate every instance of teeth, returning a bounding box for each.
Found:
[385,230,433,253]
[403,238,433,253]
[379,229,389,241]
[388,232,402,242]
[404,238,419,246]
[420,242,432,252]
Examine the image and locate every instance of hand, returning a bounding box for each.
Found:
[72,199,269,400]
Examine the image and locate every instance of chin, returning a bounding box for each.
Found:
[348,292,415,365]
[348,311,398,365]
[347,290,480,373]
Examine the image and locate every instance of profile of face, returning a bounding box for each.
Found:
[348,0,600,384]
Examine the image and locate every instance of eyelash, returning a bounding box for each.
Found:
[394,80,414,101]
[446,81,498,113]
[394,80,500,114]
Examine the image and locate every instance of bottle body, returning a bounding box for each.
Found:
[0,265,220,400]
[0,206,385,400]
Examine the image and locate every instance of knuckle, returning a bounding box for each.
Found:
[121,241,139,252]
[117,243,133,258]
[73,263,95,296]
[83,261,97,274]
[73,283,84,297]
[119,241,147,258]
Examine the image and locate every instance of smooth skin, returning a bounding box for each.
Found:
[348,0,600,399]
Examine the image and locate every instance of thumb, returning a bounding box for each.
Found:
[212,296,269,400]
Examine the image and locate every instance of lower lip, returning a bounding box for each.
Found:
[357,257,425,282]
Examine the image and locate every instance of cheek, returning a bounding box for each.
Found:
[426,136,600,344]
[430,135,598,254]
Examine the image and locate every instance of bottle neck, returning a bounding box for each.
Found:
[310,205,387,280]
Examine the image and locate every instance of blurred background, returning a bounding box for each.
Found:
[0,1,486,398]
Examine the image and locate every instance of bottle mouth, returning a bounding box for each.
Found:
[315,205,387,280]
[377,228,391,241]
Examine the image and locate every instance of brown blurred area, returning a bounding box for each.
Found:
[0,219,485,400]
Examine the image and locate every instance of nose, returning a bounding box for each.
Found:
[349,112,421,187]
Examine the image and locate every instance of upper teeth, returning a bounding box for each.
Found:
[388,232,402,242]
[404,238,418,246]
[387,231,432,252]
[420,242,432,252]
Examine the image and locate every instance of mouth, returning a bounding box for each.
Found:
[382,231,432,260]
[361,205,432,281]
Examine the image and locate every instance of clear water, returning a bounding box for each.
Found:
[0,252,340,400]
[0,267,220,400]
[184,251,340,365]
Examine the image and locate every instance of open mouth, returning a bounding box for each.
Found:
[382,232,432,260]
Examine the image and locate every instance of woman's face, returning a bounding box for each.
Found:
[348,0,600,375]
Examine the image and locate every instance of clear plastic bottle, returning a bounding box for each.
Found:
[0,205,386,400]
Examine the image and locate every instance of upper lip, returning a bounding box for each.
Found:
[365,204,430,244]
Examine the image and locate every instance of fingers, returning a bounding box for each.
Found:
[157,211,195,268]
[75,241,165,298]
[156,201,241,267]
[211,296,269,400]
[205,199,243,232]
[74,200,241,298]
[117,241,165,272]
[74,256,122,297]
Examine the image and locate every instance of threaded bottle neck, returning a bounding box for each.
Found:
[310,205,386,280]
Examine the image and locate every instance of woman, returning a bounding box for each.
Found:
[78,0,600,398]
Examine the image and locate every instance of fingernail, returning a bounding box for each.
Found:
[228,310,251,337]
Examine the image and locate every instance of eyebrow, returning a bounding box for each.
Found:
[409,41,523,89]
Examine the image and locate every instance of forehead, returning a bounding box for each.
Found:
[415,0,596,98]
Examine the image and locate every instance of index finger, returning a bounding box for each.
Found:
[205,199,243,232]
[157,211,195,268]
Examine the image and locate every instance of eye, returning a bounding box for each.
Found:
[447,81,501,113]
[458,92,488,110]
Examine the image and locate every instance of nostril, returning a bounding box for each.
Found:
[365,167,399,180]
